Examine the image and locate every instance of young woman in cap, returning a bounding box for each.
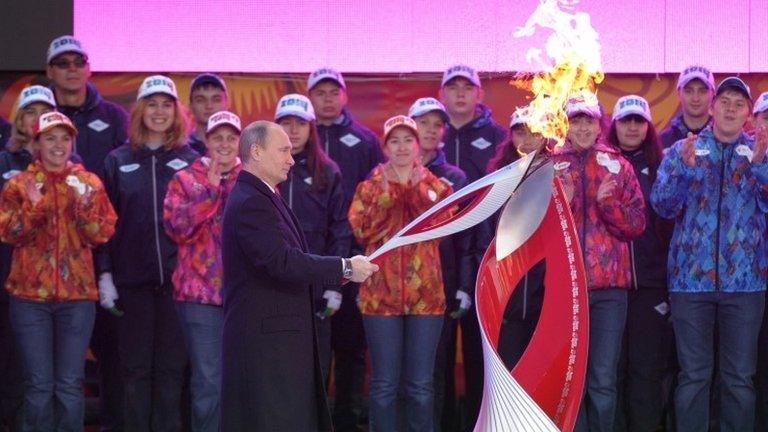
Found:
[96,75,198,431]
[162,110,241,432]
[606,95,673,432]
[0,112,116,431]
[348,115,454,432]
[552,95,646,432]
[274,93,351,382]
[0,86,60,429]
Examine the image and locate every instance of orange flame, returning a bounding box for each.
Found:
[511,0,604,147]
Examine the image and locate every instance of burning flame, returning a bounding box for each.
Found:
[512,0,604,147]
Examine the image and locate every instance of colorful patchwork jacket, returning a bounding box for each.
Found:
[0,161,116,302]
[552,140,646,290]
[651,127,768,293]
[163,157,242,305]
[349,164,454,315]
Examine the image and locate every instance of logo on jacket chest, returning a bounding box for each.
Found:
[88,119,110,132]
[554,161,570,171]
[339,134,361,147]
[471,137,492,150]
[2,169,20,180]
[596,151,621,174]
[119,163,140,173]
[735,144,754,161]
[304,176,313,186]
[166,159,189,170]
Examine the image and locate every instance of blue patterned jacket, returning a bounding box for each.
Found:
[651,126,768,293]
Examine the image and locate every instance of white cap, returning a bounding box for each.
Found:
[34,111,77,137]
[408,97,449,122]
[275,94,316,122]
[565,94,602,119]
[18,85,56,110]
[754,92,768,114]
[441,64,481,87]
[47,35,87,63]
[383,115,419,141]
[137,75,178,100]
[307,67,346,90]
[509,108,530,128]
[612,95,652,122]
[206,111,241,134]
[677,65,715,91]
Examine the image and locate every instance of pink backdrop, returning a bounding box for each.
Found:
[74,0,768,73]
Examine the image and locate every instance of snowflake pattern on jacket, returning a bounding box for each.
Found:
[651,127,768,293]
[552,140,646,290]
[163,157,242,305]
[0,161,116,302]
[349,164,454,315]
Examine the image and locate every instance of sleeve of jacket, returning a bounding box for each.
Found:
[111,104,129,150]
[236,195,342,287]
[597,158,646,241]
[324,168,352,258]
[650,141,695,219]
[749,158,768,213]
[348,176,400,247]
[75,174,117,247]
[0,175,51,246]
[163,173,222,245]
[94,153,119,274]
[450,175,477,294]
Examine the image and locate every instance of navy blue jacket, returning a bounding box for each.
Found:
[96,143,199,288]
[0,148,33,302]
[278,150,352,298]
[660,112,712,149]
[53,82,128,178]
[187,132,206,156]
[316,108,384,205]
[443,104,508,183]
[621,149,672,289]
[425,150,474,297]
[0,117,10,151]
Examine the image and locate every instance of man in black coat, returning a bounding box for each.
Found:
[220,121,377,431]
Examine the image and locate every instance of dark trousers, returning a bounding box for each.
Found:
[118,286,187,432]
[433,314,457,432]
[90,306,124,431]
[331,282,367,431]
[756,293,768,431]
[0,300,22,432]
[459,305,484,431]
[615,287,675,432]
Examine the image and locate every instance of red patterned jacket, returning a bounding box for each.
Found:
[163,157,241,305]
[0,161,116,302]
[552,140,645,290]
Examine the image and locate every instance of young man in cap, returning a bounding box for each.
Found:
[307,67,384,431]
[45,34,129,432]
[438,63,507,429]
[187,73,229,155]
[660,65,715,149]
[651,77,768,432]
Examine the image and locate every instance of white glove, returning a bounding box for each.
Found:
[98,273,119,310]
[316,290,342,319]
[450,290,472,319]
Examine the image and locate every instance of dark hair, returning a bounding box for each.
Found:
[607,117,663,184]
[487,125,550,173]
[303,122,332,193]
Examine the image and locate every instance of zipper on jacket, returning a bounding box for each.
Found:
[288,170,294,209]
[325,130,330,156]
[53,178,60,300]
[151,155,165,286]
[522,274,528,320]
[714,144,730,291]
[579,155,588,274]
[455,136,460,170]
[630,240,638,290]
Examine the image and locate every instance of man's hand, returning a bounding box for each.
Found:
[597,178,617,203]
[348,255,379,283]
[98,273,123,317]
[316,290,342,320]
[681,132,698,167]
[449,290,472,319]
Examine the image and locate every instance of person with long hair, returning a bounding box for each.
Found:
[96,75,198,431]
[0,112,116,431]
[349,115,454,432]
[163,111,242,432]
[274,94,351,382]
[552,95,646,432]
[607,95,674,432]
